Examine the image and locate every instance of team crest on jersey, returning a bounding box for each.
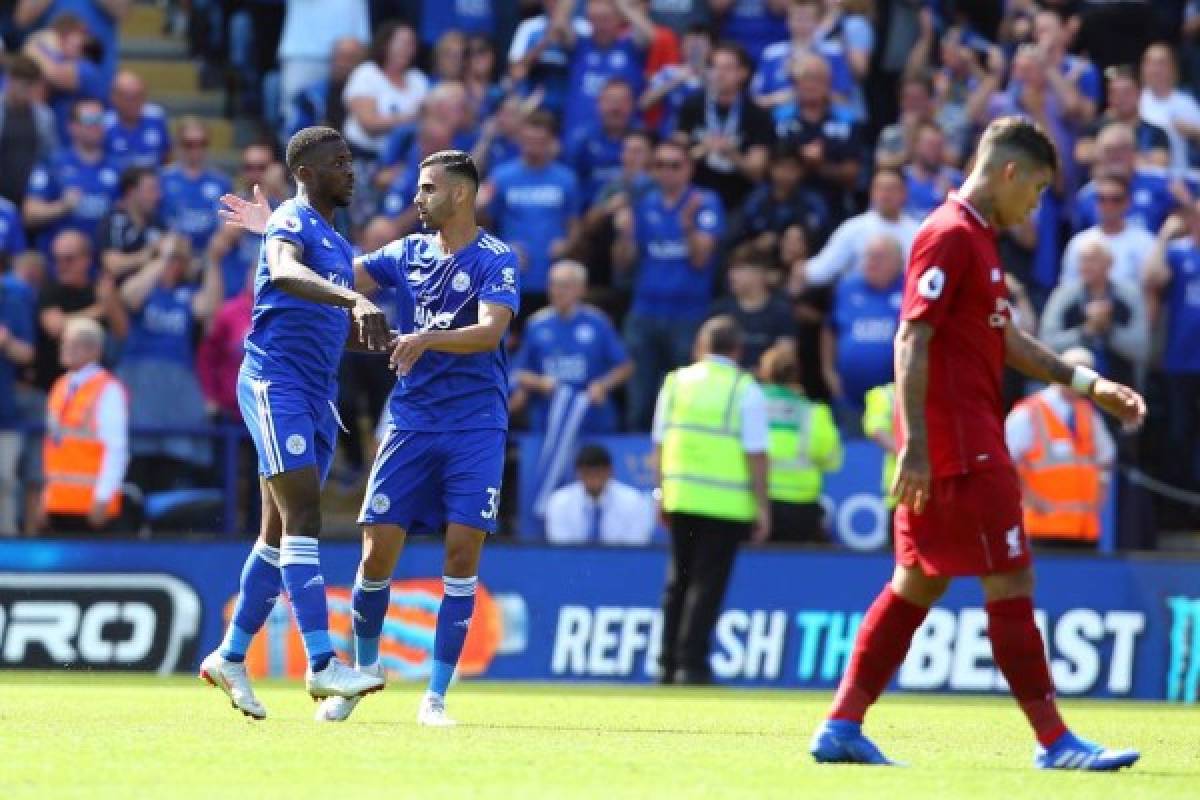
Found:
[282,216,302,233]
[452,271,471,292]
[917,267,946,299]
[203,182,223,200]
[370,493,391,514]
[321,237,333,249]
[286,434,307,455]
[696,209,717,229]
[574,324,595,344]
[502,267,516,285]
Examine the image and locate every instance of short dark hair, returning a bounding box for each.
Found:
[285,125,344,173]
[369,21,415,67]
[524,110,559,135]
[711,41,752,72]
[119,166,155,196]
[979,115,1059,177]
[601,77,635,97]
[575,445,613,470]
[4,53,42,83]
[758,341,799,386]
[419,149,480,189]
[696,314,743,358]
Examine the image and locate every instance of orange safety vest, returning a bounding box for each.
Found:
[42,368,125,517]
[1013,391,1102,542]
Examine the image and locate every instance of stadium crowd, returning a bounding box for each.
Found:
[0,0,1198,545]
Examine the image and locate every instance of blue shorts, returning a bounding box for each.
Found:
[358,428,506,534]
[237,373,342,483]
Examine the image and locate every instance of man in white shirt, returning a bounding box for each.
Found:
[544,444,655,545]
[1060,175,1155,285]
[804,168,921,287]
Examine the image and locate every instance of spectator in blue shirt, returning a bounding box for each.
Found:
[613,137,724,429]
[485,110,583,301]
[21,12,108,143]
[103,70,170,172]
[23,97,120,257]
[1146,210,1200,507]
[711,0,788,64]
[420,0,495,47]
[0,252,36,535]
[559,0,652,144]
[117,233,222,490]
[512,260,633,434]
[821,233,904,428]
[902,121,963,219]
[15,0,129,88]
[566,78,639,208]
[0,197,28,269]
[752,0,853,116]
[1074,122,1176,233]
[159,117,232,253]
[507,0,594,116]
[286,36,366,139]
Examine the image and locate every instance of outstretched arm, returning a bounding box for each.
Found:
[266,238,390,350]
[1004,321,1146,428]
[218,184,271,235]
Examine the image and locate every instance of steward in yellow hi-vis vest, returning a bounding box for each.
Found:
[758,342,842,543]
[862,382,897,509]
[652,316,769,685]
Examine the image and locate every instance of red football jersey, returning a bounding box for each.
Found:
[896,194,1013,478]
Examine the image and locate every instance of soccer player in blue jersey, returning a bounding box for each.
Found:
[199,127,387,718]
[220,150,518,726]
[321,150,519,726]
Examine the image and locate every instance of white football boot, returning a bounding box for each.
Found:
[306,657,386,700]
[199,651,267,720]
[314,662,386,721]
[416,691,457,727]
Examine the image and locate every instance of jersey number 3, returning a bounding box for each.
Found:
[481,487,500,520]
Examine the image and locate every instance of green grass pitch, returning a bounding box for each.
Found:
[1,672,1196,799]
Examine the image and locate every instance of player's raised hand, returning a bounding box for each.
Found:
[351,295,389,352]
[389,332,430,375]
[218,184,270,235]
[892,444,932,515]
[1090,379,1146,430]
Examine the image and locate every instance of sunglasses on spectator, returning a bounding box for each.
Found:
[242,161,269,172]
[1096,193,1127,203]
[182,139,208,149]
[53,251,87,262]
[76,111,105,126]
[654,160,684,170]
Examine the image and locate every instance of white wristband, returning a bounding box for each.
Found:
[1070,365,1099,395]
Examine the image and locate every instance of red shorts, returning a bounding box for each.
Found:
[893,466,1032,577]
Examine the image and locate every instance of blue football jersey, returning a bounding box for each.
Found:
[0,197,26,258]
[160,165,233,252]
[361,229,520,431]
[242,198,356,398]
[104,104,171,171]
[26,148,121,255]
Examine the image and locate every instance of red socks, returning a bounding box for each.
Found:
[829,586,929,723]
[986,596,1068,747]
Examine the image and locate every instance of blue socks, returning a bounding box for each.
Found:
[280,535,334,671]
[352,575,391,667]
[428,575,477,698]
[219,543,281,662]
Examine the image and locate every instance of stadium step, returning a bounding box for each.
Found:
[122,58,198,95]
[122,3,167,39]
[154,90,225,118]
[120,36,189,61]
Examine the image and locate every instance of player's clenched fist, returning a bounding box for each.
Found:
[1089,379,1146,430]
[351,296,389,351]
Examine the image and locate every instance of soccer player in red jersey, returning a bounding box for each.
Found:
[810,116,1146,771]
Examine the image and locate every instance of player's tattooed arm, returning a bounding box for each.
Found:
[1003,323,1074,386]
[892,320,933,514]
[266,239,390,350]
[1004,322,1147,428]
